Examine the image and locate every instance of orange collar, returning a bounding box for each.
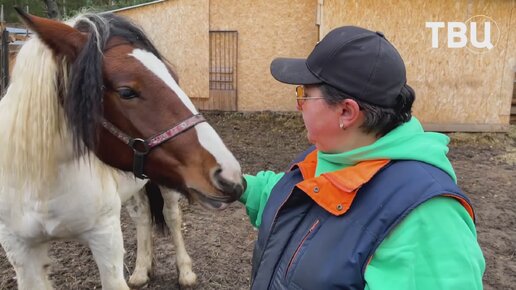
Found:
[294,150,390,216]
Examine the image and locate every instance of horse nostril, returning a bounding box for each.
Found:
[233,182,244,200]
[213,169,243,201]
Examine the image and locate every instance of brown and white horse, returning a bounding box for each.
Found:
[0,9,243,290]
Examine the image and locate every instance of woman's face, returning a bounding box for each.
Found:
[299,86,343,152]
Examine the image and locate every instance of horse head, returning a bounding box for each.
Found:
[15,8,244,209]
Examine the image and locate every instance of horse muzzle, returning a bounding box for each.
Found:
[189,172,244,210]
[213,169,244,200]
[188,188,235,210]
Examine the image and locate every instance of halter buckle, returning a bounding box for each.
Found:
[128,138,150,155]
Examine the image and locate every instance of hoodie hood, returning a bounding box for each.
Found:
[316,117,456,182]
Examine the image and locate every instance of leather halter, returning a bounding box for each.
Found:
[101,114,206,179]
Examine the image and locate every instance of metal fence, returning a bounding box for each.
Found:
[209,31,237,91]
[0,27,31,98]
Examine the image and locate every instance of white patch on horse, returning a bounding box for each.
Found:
[195,123,242,184]
[130,49,242,185]
[129,49,198,114]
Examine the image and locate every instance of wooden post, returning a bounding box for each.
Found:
[1,29,9,97]
[0,4,6,96]
[0,5,4,32]
[25,6,30,36]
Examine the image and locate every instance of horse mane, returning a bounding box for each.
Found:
[0,37,67,188]
[0,12,164,188]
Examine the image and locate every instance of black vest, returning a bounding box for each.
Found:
[251,150,473,290]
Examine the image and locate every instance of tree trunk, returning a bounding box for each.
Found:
[42,0,61,19]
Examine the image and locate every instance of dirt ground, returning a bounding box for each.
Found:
[0,112,514,290]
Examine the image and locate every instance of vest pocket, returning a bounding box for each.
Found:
[285,219,320,279]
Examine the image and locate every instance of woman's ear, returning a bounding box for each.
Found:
[338,99,361,130]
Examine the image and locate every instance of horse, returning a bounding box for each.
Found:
[0,8,244,290]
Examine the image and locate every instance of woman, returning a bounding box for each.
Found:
[240,26,485,289]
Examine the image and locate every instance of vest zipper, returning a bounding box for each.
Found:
[285,219,320,279]
[255,188,296,278]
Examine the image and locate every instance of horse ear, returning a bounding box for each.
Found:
[15,7,86,60]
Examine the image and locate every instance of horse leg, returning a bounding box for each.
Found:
[161,188,197,288]
[0,227,53,290]
[126,189,154,288]
[82,214,129,290]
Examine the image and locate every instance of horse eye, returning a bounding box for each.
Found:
[117,87,138,99]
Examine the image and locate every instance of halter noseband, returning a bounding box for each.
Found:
[101,114,206,179]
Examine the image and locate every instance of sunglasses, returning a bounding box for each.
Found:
[295,86,325,110]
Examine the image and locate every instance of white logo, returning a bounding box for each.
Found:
[426,15,500,54]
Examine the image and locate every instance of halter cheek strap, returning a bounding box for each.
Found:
[101,114,206,179]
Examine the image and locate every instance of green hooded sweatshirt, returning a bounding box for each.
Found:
[240,117,485,290]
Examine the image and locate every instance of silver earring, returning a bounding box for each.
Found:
[339,122,345,129]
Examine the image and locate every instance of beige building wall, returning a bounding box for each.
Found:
[113,0,514,130]
[209,0,319,111]
[117,0,210,100]
[321,0,515,131]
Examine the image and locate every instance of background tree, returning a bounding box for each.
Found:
[42,0,61,19]
[2,0,155,24]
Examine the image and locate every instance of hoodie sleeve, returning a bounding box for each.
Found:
[364,197,485,290]
[240,171,285,228]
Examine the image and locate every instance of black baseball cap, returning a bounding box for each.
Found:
[270,26,406,108]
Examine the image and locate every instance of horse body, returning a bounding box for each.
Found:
[0,45,144,287]
[0,10,243,290]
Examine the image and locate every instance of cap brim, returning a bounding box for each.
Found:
[270,58,322,85]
